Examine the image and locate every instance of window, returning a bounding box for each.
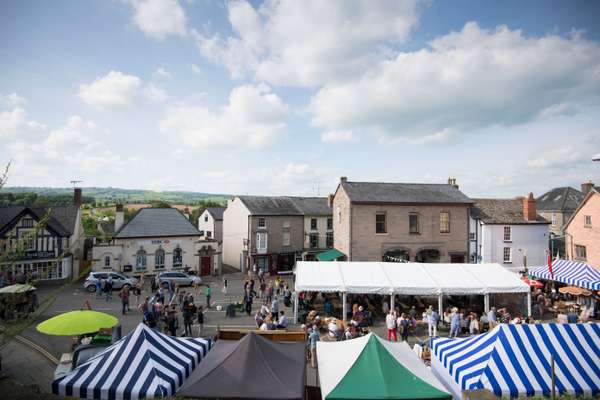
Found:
[375,212,387,234]
[503,226,512,241]
[503,247,511,263]
[258,218,266,229]
[336,206,341,223]
[309,233,319,248]
[104,256,110,267]
[440,212,450,233]
[22,218,34,228]
[283,232,291,246]
[327,218,333,230]
[206,231,212,238]
[257,232,268,250]
[204,215,208,222]
[326,231,334,248]
[409,214,420,234]
[310,218,318,230]
[173,246,183,269]
[155,248,165,269]
[575,245,587,260]
[551,213,557,226]
[584,215,592,227]
[136,248,147,270]
[469,232,476,240]
[24,235,35,251]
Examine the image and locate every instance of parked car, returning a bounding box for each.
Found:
[157,271,198,287]
[84,272,137,293]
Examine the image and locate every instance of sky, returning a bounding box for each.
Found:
[1,0,599,198]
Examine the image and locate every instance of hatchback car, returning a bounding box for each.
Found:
[157,271,197,287]
[84,271,137,293]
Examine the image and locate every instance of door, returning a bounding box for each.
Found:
[450,254,465,263]
[200,256,211,276]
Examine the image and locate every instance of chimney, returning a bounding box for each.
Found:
[115,204,124,232]
[327,194,334,208]
[183,207,190,220]
[340,176,347,184]
[447,177,459,190]
[73,188,82,207]
[581,181,594,194]
[522,192,537,221]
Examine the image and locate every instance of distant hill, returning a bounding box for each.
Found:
[0,186,229,206]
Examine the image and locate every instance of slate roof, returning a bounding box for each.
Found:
[289,197,331,216]
[0,205,79,236]
[471,198,549,225]
[115,208,201,238]
[205,207,225,220]
[536,187,585,212]
[340,181,473,204]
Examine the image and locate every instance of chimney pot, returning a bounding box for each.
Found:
[447,177,459,190]
[73,188,82,207]
[327,194,334,208]
[115,203,125,232]
[581,181,594,194]
[522,192,537,221]
[340,176,347,183]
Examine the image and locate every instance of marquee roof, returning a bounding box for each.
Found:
[295,262,529,295]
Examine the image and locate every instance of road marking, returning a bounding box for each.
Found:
[14,335,59,366]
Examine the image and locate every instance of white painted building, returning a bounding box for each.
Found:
[92,207,221,277]
[197,207,225,243]
[470,194,550,272]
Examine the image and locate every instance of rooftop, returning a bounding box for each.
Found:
[536,187,585,212]
[0,204,79,236]
[204,207,226,220]
[115,208,201,238]
[471,198,549,225]
[340,181,473,204]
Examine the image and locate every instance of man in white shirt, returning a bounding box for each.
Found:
[386,310,397,342]
[277,311,288,329]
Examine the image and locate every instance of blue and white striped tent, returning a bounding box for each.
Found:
[431,323,600,399]
[529,259,600,291]
[52,323,211,400]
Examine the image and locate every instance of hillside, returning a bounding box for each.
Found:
[0,186,229,206]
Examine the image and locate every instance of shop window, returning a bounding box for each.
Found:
[173,246,183,269]
[136,248,147,271]
[155,248,165,269]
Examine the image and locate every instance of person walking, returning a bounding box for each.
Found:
[95,279,102,297]
[167,306,178,336]
[183,302,196,337]
[105,276,113,302]
[386,310,397,342]
[487,307,497,330]
[197,305,204,336]
[450,308,460,338]
[271,296,279,322]
[266,282,274,303]
[205,284,212,309]
[222,278,228,295]
[119,286,130,315]
[244,288,254,316]
[426,306,438,337]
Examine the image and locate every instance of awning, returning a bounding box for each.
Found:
[318,333,451,399]
[295,261,530,295]
[0,283,36,294]
[431,323,600,398]
[529,259,600,291]
[316,248,345,261]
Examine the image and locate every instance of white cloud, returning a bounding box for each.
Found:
[321,130,356,143]
[79,70,141,108]
[143,83,168,103]
[190,64,202,75]
[0,107,46,139]
[128,0,186,40]
[195,0,421,86]
[1,93,27,107]
[160,83,289,149]
[154,67,171,79]
[310,22,600,141]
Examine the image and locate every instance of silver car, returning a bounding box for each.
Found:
[157,271,198,287]
[84,271,137,293]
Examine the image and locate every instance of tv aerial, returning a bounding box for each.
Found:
[70,180,83,187]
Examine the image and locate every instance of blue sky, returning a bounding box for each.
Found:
[1,0,599,198]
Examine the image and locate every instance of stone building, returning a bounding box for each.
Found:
[331,177,472,263]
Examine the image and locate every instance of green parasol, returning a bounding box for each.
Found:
[36,310,118,336]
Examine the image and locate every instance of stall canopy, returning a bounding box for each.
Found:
[295,261,529,295]
[317,248,345,261]
[318,333,451,400]
[529,259,600,291]
[52,323,211,400]
[0,283,36,294]
[178,332,305,400]
[431,323,600,399]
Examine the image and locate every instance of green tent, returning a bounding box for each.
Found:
[316,248,345,261]
[317,333,451,400]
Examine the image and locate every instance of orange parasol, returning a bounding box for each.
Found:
[558,286,592,296]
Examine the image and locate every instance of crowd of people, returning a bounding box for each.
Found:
[139,288,205,337]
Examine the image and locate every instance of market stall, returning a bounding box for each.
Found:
[178,332,305,399]
[294,262,531,323]
[529,259,600,291]
[317,333,451,400]
[431,323,600,399]
[52,323,211,400]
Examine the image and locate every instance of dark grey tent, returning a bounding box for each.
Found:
[177,332,306,399]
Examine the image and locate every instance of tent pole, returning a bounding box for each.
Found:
[527,291,532,318]
[390,293,395,313]
[293,292,299,324]
[342,292,347,325]
[484,293,490,313]
[438,294,443,314]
